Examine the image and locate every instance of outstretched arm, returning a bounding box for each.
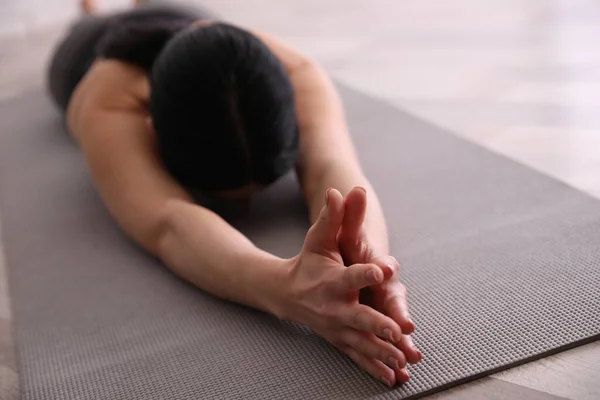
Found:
[255,32,422,376]
[70,60,408,385]
[70,61,287,315]
[253,33,389,264]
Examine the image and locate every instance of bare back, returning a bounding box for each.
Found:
[63,28,363,253]
[67,60,151,141]
[67,60,193,253]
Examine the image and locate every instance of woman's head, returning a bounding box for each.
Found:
[149,23,299,196]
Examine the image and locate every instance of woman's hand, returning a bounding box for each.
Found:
[279,188,407,386]
[338,187,422,382]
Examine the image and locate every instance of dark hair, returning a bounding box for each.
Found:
[149,23,299,192]
[95,6,201,72]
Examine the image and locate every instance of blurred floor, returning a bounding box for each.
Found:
[0,1,599,399]
[2,0,599,198]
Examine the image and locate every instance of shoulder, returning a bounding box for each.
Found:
[71,59,149,110]
[248,29,315,73]
[67,59,150,139]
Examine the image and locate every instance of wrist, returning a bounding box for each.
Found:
[262,255,297,321]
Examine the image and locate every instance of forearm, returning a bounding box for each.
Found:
[290,63,389,257]
[309,165,389,257]
[157,200,289,317]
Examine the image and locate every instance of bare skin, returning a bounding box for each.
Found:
[80,0,99,15]
[68,0,421,386]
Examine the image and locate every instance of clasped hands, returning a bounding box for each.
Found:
[280,187,422,387]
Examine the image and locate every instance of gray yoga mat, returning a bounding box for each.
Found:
[1,87,599,400]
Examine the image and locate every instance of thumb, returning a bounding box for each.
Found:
[341,186,368,243]
[305,188,345,253]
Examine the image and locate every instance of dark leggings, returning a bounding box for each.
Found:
[46,2,213,112]
[46,16,110,112]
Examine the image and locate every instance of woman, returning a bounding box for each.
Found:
[47,0,422,386]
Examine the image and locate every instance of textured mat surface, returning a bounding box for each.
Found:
[1,87,599,400]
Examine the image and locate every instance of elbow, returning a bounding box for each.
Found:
[154,199,185,262]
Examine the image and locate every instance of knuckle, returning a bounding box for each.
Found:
[398,284,406,299]
[319,304,343,326]
[328,335,346,351]
[345,331,362,347]
[322,272,344,294]
[335,330,352,347]
[386,283,407,302]
[393,283,407,297]
[398,284,408,297]
[386,292,407,310]
[319,304,336,319]
[358,238,369,255]
[396,351,408,367]
[349,310,363,329]
[378,347,390,361]
[374,321,387,337]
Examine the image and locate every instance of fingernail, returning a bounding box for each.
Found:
[325,188,331,207]
[386,263,395,275]
[382,328,395,342]
[366,269,379,283]
[381,376,393,387]
[417,351,423,360]
[387,356,399,369]
[356,186,367,194]
[400,369,410,382]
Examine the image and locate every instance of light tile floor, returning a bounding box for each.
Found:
[1,0,599,399]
